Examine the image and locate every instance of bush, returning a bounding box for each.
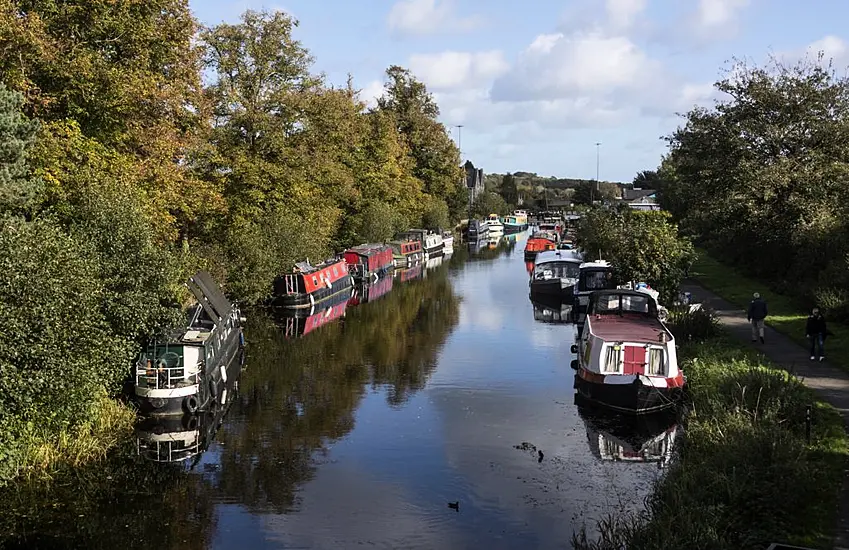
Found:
[667,305,720,342]
[0,217,129,481]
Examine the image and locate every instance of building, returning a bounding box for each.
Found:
[463,160,484,202]
[621,188,660,211]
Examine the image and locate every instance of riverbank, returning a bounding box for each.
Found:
[691,248,849,374]
[573,328,849,549]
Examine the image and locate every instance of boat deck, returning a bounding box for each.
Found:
[588,314,667,344]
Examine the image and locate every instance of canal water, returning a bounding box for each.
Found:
[1,233,677,550]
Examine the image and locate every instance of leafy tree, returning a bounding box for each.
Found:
[0,83,40,216]
[473,191,509,217]
[632,170,660,189]
[500,173,519,205]
[573,179,620,205]
[577,208,695,302]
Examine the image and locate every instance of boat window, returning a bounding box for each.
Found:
[622,295,650,313]
[333,266,338,276]
[582,270,614,290]
[602,346,620,373]
[647,348,664,375]
[312,276,319,286]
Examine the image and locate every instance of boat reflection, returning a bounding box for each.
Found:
[272,289,353,339]
[395,262,424,282]
[525,261,535,274]
[529,294,574,324]
[136,351,245,465]
[349,276,394,306]
[574,394,679,468]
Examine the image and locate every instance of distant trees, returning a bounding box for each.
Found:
[632,170,660,189]
[573,180,621,205]
[656,55,849,317]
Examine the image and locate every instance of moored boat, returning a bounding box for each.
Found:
[344,243,394,282]
[441,230,455,254]
[272,257,353,309]
[134,271,245,417]
[573,260,615,313]
[513,209,528,226]
[398,228,444,258]
[486,214,504,237]
[529,249,583,300]
[389,239,423,268]
[466,219,489,241]
[571,288,685,414]
[524,230,559,261]
[502,215,525,234]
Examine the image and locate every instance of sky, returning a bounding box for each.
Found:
[190,0,849,183]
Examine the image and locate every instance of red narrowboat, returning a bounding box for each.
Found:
[272,258,354,309]
[395,263,423,282]
[389,239,424,268]
[343,243,395,282]
[524,230,559,261]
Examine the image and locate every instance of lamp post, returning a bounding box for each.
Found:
[454,124,472,225]
[591,141,601,205]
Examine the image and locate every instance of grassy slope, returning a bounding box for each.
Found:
[573,334,848,550]
[690,248,849,372]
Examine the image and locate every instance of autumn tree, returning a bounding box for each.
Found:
[0,83,40,217]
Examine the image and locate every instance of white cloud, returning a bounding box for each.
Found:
[387,0,483,36]
[605,0,647,31]
[357,79,385,109]
[696,0,749,28]
[408,50,508,91]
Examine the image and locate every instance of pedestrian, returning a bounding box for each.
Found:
[806,307,828,362]
[747,292,768,344]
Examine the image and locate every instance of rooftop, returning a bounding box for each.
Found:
[588,314,668,344]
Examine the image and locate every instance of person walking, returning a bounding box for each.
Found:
[806,307,828,362]
[747,292,768,344]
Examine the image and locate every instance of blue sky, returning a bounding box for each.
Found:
[190,0,849,182]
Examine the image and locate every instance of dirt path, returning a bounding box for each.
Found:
[681,280,849,549]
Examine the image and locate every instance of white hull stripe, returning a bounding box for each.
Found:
[136,385,199,399]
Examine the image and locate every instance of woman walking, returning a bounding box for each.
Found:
[806,307,828,362]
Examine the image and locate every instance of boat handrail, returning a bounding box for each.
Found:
[135,360,200,390]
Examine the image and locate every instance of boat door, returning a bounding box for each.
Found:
[623,346,646,375]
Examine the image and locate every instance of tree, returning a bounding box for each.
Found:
[0,83,40,216]
[473,191,509,217]
[573,180,620,205]
[577,208,695,303]
[632,170,660,189]
[500,173,519,205]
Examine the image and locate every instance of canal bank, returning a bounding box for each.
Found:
[1,233,670,549]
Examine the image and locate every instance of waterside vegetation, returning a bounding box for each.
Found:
[0,3,465,483]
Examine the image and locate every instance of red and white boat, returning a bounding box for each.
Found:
[343,243,394,283]
[571,288,685,414]
[523,230,558,261]
[349,275,394,306]
[276,290,351,339]
[272,258,354,309]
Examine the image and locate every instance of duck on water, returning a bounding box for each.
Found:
[134,271,245,417]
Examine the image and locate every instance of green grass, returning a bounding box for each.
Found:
[690,248,849,373]
[573,332,849,550]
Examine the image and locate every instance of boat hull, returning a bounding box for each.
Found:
[273,274,354,308]
[529,278,576,300]
[574,371,683,414]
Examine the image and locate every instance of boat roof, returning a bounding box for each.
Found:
[186,271,232,322]
[294,257,344,274]
[530,231,559,241]
[346,243,389,255]
[580,260,611,269]
[535,250,583,264]
[589,314,668,344]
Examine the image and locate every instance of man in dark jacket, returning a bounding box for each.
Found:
[806,307,828,362]
[747,292,768,344]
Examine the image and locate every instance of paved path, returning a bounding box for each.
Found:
[682,280,849,549]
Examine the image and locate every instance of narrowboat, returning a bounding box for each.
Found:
[575,394,678,466]
[524,230,559,261]
[398,229,444,258]
[503,215,525,234]
[513,209,529,226]
[134,271,245,417]
[573,260,616,313]
[272,257,353,309]
[530,294,574,323]
[538,221,563,235]
[570,288,685,414]
[486,214,504,237]
[389,239,423,268]
[466,219,489,241]
[442,230,455,254]
[136,352,242,463]
[344,243,394,282]
[276,289,351,338]
[530,249,583,300]
[349,275,394,306]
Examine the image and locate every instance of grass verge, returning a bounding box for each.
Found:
[690,248,849,373]
[572,333,849,550]
[11,394,136,484]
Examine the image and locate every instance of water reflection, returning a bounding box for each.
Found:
[575,395,679,468]
[530,294,575,324]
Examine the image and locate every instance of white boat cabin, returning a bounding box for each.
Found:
[532,250,583,281]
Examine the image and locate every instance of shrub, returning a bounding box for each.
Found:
[667,305,720,342]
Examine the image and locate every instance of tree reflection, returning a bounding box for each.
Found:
[213,262,460,512]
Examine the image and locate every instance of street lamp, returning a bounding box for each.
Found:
[454,124,472,226]
[591,142,601,205]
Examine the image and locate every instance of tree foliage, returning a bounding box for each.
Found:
[577,207,695,302]
[657,55,849,317]
[573,180,621,205]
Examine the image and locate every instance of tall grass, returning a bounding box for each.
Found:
[10,394,136,483]
[572,314,849,550]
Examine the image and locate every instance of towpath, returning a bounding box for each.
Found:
[681,280,849,550]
